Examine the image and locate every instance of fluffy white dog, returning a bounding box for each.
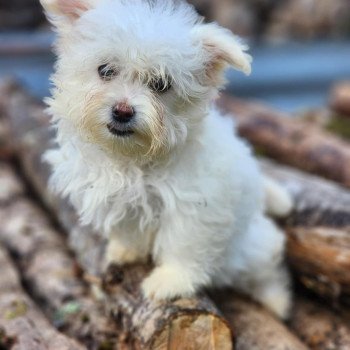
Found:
[41,0,292,318]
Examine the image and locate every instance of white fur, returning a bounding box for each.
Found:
[264,177,294,218]
[41,0,291,318]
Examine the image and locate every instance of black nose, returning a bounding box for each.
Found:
[112,103,135,123]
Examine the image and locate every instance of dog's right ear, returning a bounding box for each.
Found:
[40,0,94,25]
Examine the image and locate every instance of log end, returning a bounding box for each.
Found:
[103,264,233,349]
[151,313,232,350]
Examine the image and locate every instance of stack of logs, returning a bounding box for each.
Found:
[0,0,45,30]
[2,0,350,40]
[188,0,350,40]
[1,79,350,349]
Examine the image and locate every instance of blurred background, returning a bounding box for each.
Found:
[1,0,350,113]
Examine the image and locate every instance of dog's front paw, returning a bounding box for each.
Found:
[142,265,196,301]
[106,240,145,266]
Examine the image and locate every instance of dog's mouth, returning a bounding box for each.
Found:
[107,123,134,137]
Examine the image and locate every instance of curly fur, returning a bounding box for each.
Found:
[41,0,292,318]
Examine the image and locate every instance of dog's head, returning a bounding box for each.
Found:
[42,0,251,162]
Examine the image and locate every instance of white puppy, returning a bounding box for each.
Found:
[41,0,292,318]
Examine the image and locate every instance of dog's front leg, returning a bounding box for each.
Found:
[142,211,215,300]
[106,230,150,267]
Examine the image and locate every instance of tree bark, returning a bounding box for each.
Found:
[0,80,15,160]
[290,296,350,350]
[0,244,84,350]
[211,290,309,350]
[218,94,350,188]
[0,0,45,30]
[261,159,350,227]
[0,162,122,349]
[287,226,350,302]
[2,81,233,349]
[261,160,350,300]
[330,82,350,117]
[103,264,233,350]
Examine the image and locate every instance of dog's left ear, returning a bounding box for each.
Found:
[192,23,252,85]
[40,0,94,24]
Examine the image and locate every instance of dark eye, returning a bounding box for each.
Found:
[149,76,172,93]
[98,64,118,81]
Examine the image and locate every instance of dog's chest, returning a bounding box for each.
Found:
[82,165,165,234]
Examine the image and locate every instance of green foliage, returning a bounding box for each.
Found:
[4,301,28,320]
[253,145,268,157]
[98,340,116,350]
[326,114,350,140]
[53,301,81,326]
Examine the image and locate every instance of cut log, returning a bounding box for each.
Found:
[290,296,350,350]
[211,290,309,350]
[330,82,350,117]
[0,162,122,349]
[0,244,84,350]
[266,0,350,40]
[0,163,25,203]
[103,264,233,350]
[218,94,350,188]
[0,3,45,30]
[287,226,350,301]
[0,80,15,160]
[1,81,234,349]
[261,160,350,300]
[261,159,350,227]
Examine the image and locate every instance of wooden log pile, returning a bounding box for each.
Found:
[218,95,350,188]
[0,245,84,350]
[261,160,350,302]
[0,0,45,30]
[188,0,350,40]
[0,164,123,349]
[4,0,349,39]
[2,79,350,348]
[265,0,350,40]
